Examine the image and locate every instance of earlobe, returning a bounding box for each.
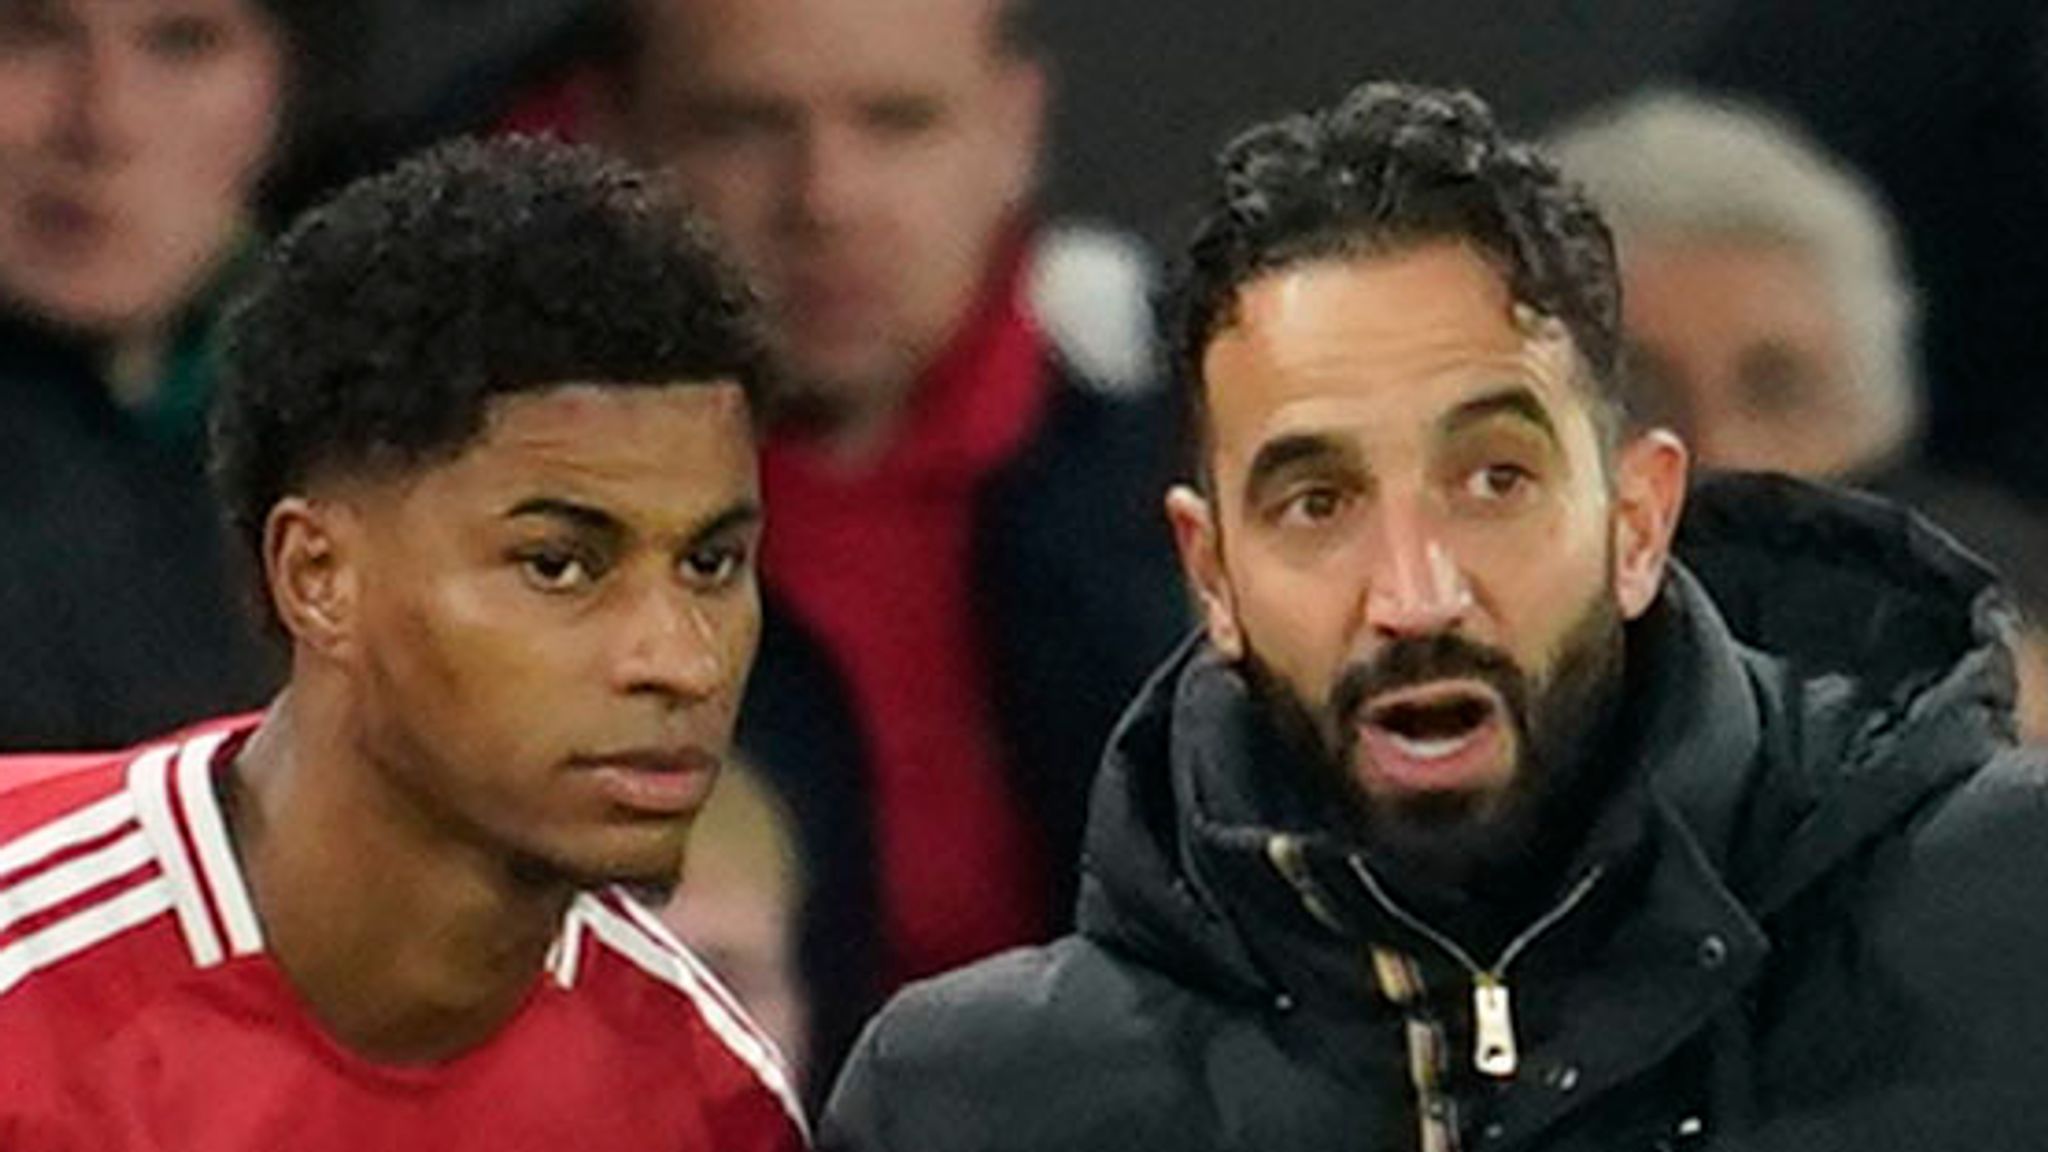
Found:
[264,498,356,657]
[1611,431,1689,620]
[1164,485,1243,659]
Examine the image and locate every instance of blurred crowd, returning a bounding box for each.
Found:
[5,0,2047,1111]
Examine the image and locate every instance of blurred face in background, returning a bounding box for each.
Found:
[615,0,1043,443]
[0,0,285,338]
[1621,237,1880,478]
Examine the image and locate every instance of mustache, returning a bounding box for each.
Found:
[1331,633,1527,725]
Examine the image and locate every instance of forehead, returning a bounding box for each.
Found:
[402,383,758,520]
[1201,243,1594,464]
[1623,238,1845,349]
[640,0,1006,91]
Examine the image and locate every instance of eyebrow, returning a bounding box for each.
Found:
[1439,386,1563,447]
[502,496,763,549]
[688,501,764,548]
[1243,432,1357,504]
[505,497,624,539]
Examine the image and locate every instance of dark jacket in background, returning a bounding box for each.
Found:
[822,475,2048,1152]
[0,310,277,751]
[741,346,1190,1109]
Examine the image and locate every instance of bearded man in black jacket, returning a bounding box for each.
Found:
[819,79,2048,1152]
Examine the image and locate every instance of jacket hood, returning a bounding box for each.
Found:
[1075,472,2019,1000]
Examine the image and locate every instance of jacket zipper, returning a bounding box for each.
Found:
[1344,853,1606,1079]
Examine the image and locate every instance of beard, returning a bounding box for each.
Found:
[1243,589,1627,895]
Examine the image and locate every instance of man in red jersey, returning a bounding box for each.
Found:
[0,136,806,1151]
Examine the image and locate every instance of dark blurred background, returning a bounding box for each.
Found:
[322,0,2046,490]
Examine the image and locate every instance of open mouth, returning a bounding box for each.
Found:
[1359,680,1507,765]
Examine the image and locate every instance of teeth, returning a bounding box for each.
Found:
[1389,733,1474,761]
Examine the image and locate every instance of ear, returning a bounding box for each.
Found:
[1165,484,1243,660]
[1609,430,1689,620]
[263,497,361,659]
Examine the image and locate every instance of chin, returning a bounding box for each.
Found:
[522,826,691,892]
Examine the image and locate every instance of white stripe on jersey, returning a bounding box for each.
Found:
[615,893,784,1059]
[0,876,173,996]
[0,831,154,938]
[576,894,809,1137]
[127,744,224,967]
[173,732,263,957]
[548,905,586,989]
[0,790,135,880]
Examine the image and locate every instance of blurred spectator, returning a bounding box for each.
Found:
[1547,88,1918,479]
[661,763,810,1091]
[594,0,1188,1095]
[1551,88,2048,742]
[1692,0,2048,499]
[0,0,297,749]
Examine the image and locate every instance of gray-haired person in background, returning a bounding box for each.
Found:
[1551,88,2048,742]
[820,79,2048,1152]
[1547,88,1918,481]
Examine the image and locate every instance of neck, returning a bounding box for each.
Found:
[227,687,575,1064]
[100,326,172,409]
[768,375,918,468]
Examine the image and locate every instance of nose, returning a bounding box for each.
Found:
[50,38,145,166]
[787,122,872,232]
[611,584,728,707]
[1363,497,1473,638]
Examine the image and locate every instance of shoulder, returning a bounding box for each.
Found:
[0,754,153,1007]
[876,933,1191,1046]
[0,750,133,841]
[564,890,809,1141]
[822,936,1219,1150]
[1744,744,2048,1144]
[2,720,265,997]
[1894,744,2048,871]
[0,735,228,1111]
[1840,745,2048,1040]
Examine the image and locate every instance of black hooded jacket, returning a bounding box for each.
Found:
[821,475,2048,1152]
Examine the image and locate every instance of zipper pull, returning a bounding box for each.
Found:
[1473,974,1518,1078]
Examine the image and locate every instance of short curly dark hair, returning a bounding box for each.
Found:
[212,135,768,616]
[1164,81,1623,480]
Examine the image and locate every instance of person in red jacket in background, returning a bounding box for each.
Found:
[589,0,1190,1098]
[0,137,805,1152]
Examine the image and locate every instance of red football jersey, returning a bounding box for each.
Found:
[0,718,809,1151]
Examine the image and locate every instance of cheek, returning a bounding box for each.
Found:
[673,158,783,240]
[906,137,1014,260]
[162,61,283,211]
[1226,543,1360,686]
[367,577,568,759]
[1456,500,1612,625]
[0,70,56,153]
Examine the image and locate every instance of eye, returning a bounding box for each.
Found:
[517,548,600,594]
[1276,486,1349,528]
[0,9,67,52]
[681,542,751,590]
[865,95,943,138]
[140,14,227,62]
[684,98,792,146]
[1463,463,1534,503]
